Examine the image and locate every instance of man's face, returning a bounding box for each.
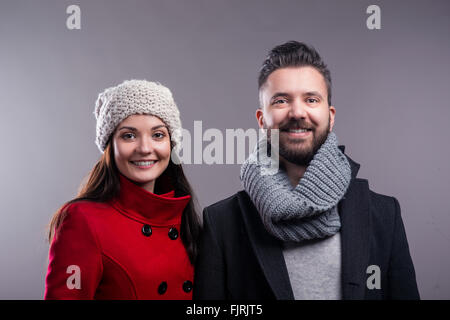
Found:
[256,66,336,166]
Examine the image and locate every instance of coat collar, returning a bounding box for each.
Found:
[238,144,370,300]
[110,174,191,226]
[338,145,360,179]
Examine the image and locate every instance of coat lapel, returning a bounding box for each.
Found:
[237,191,295,300]
[339,147,371,299]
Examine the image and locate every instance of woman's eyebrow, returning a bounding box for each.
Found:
[118,126,137,131]
[118,125,168,131]
[152,125,168,130]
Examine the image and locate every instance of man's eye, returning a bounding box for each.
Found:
[122,133,136,140]
[307,98,318,103]
[274,99,287,104]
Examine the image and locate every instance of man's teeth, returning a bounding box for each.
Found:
[132,161,155,166]
[288,129,311,133]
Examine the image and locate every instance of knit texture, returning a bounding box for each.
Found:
[240,131,352,242]
[94,79,182,153]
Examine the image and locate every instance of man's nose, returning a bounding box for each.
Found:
[289,99,307,119]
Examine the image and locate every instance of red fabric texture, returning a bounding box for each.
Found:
[44,174,193,300]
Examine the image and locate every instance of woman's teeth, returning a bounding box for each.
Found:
[131,161,155,166]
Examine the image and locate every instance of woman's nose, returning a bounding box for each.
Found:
[136,136,154,154]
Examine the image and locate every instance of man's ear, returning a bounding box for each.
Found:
[329,106,336,132]
[256,108,264,129]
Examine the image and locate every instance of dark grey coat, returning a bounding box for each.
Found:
[193,146,420,300]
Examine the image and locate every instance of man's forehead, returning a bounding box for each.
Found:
[263,66,327,96]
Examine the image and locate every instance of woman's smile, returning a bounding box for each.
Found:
[130,160,158,169]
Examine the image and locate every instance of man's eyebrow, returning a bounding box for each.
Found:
[270,92,291,101]
[303,91,324,99]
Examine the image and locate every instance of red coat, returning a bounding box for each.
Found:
[44,174,193,300]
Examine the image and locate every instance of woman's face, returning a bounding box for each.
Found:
[112,114,171,193]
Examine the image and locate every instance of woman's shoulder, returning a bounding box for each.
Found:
[51,200,106,253]
[62,200,113,223]
[65,200,111,212]
[53,200,112,243]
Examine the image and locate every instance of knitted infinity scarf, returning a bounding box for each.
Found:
[240,131,352,242]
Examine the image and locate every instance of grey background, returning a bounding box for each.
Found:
[0,0,449,299]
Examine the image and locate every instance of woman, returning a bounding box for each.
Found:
[45,80,201,299]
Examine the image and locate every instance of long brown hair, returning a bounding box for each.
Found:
[48,140,201,264]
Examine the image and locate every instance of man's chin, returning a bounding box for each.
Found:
[279,146,315,166]
[281,154,314,166]
[281,139,313,153]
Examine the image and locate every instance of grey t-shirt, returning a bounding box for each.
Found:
[282,232,342,300]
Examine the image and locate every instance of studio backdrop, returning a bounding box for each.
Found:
[0,0,449,299]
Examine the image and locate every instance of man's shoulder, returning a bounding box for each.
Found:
[201,191,255,239]
[363,182,401,226]
[205,191,246,213]
[368,187,398,210]
[352,178,398,208]
[203,190,252,221]
[343,177,401,230]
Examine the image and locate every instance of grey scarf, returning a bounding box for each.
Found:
[240,131,352,242]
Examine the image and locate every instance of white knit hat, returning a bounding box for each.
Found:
[94,79,182,153]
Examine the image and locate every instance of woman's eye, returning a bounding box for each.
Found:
[122,133,136,140]
[153,132,166,139]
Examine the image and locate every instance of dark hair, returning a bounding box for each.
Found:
[258,41,332,105]
[48,139,201,265]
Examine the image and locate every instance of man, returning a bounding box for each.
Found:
[193,41,419,300]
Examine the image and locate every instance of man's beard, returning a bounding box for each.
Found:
[267,118,330,167]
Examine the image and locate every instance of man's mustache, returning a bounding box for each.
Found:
[279,120,314,131]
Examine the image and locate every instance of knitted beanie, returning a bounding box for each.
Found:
[94,79,183,153]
